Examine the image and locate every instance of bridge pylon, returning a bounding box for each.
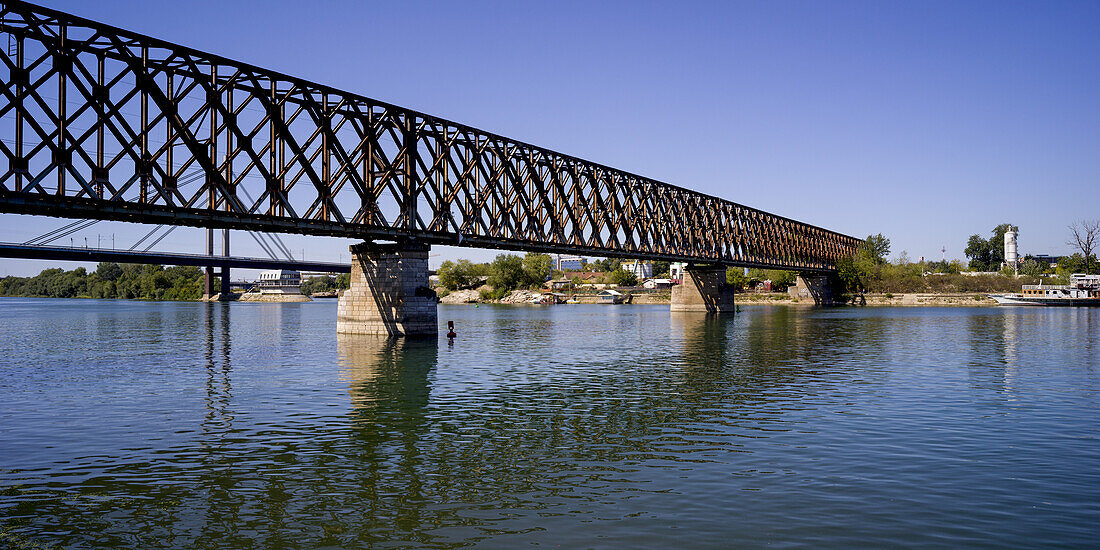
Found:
[670,265,736,313]
[788,274,842,306]
[337,242,438,337]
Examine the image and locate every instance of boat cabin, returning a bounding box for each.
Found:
[597,289,627,304]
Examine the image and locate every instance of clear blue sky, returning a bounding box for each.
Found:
[2,0,1098,276]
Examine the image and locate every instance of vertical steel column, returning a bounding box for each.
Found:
[267,80,277,216]
[437,126,450,232]
[165,72,173,201]
[95,54,104,198]
[321,92,329,221]
[221,80,232,297]
[277,83,286,217]
[402,114,418,230]
[139,46,149,204]
[363,105,375,225]
[14,33,23,191]
[56,24,66,196]
[204,65,218,298]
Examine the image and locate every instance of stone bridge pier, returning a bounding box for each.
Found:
[671,265,736,313]
[788,274,840,305]
[337,242,438,336]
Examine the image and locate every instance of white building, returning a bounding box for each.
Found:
[257,270,302,294]
[556,255,584,271]
[622,261,653,279]
[643,278,673,290]
[670,262,687,281]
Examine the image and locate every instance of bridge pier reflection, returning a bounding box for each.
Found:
[337,335,437,443]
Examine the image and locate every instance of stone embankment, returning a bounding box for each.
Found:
[439,289,480,304]
[737,292,999,306]
[499,290,541,304]
[863,293,998,306]
[238,292,312,303]
[440,289,998,307]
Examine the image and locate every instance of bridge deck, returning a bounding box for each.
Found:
[0,242,349,272]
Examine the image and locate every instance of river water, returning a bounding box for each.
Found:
[0,298,1098,548]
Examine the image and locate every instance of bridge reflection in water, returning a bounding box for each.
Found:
[4,302,1096,547]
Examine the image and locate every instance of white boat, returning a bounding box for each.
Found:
[991,274,1100,306]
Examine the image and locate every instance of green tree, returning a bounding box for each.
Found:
[1056,253,1099,276]
[436,259,489,290]
[746,268,796,290]
[835,255,863,294]
[300,275,336,295]
[96,262,123,282]
[965,223,1015,272]
[862,234,891,264]
[0,263,206,301]
[989,223,1014,268]
[335,273,351,289]
[653,261,671,278]
[487,254,527,291]
[926,260,959,274]
[521,253,553,286]
[965,234,994,271]
[588,258,622,273]
[436,260,464,290]
[607,268,638,287]
[725,268,749,291]
[1018,258,1044,278]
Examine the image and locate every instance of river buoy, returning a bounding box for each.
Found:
[447,320,457,339]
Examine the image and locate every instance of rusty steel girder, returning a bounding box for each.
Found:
[0,1,861,271]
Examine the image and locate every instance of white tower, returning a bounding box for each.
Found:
[1004,226,1018,270]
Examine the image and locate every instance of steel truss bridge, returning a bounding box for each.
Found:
[0,1,860,272]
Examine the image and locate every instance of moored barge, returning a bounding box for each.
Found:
[991,274,1100,306]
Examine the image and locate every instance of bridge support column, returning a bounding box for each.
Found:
[671,265,735,313]
[219,267,232,300]
[788,274,839,305]
[337,242,437,337]
[203,267,215,300]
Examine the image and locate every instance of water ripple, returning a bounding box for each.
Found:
[0,300,1098,548]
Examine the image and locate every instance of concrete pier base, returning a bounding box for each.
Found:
[671,266,735,313]
[789,274,838,305]
[337,242,438,336]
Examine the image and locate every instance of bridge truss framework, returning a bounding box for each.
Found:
[0,1,860,271]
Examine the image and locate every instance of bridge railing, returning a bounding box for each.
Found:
[0,0,861,270]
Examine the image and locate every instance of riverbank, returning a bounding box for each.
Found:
[439,289,1000,307]
[736,292,1000,306]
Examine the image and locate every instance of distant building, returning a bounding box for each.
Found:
[564,271,602,285]
[596,289,628,304]
[257,270,302,294]
[556,255,584,271]
[643,278,673,290]
[622,261,653,279]
[1032,254,1061,267]
[669,262,686,282]
[548,278,572,290]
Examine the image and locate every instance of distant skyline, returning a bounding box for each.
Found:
[2,0,1098,277]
